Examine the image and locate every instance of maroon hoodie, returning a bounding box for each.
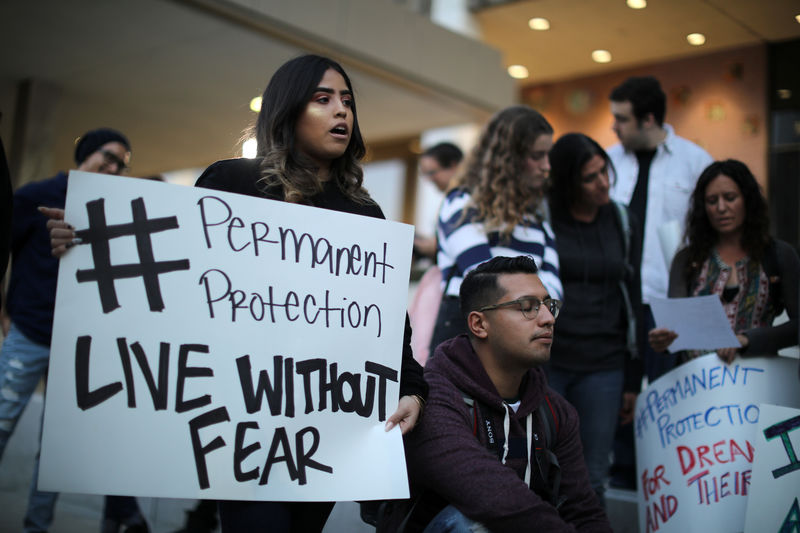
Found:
[401,335,612,532]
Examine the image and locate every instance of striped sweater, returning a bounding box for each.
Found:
[436,188,562,299]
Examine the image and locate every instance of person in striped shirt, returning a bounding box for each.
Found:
[429,106,561,352]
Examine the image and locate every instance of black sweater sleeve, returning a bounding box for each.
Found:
[623,210,644,393]
[743,240,799,354]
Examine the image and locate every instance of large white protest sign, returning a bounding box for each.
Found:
[744,404,800,533]
[634,354,800,533]
[39,171,415,501]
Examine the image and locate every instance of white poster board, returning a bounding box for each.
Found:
[39,171,415,502]
[744,404,800,533]
[634,354,800,533]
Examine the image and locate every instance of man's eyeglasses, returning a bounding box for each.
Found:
[99,149,128,173]
[479,296,562,320]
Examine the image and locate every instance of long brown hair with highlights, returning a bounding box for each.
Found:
[254,55,371,205]
[453,105,553,238]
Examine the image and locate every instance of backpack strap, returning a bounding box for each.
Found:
[611,200,631,266]
[611,201,638,359]
[462,395,478,436]
[759,239,784,313]
[534,396,566,509]
[462,392,505,459]
[760,240,779,277]
[462,391,565,508]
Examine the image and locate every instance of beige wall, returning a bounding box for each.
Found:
[522,44,768,188]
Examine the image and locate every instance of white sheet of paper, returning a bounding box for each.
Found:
[650,295,741,351]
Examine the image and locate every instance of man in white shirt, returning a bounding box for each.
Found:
[607,75,712,382]
[606,76,712,491]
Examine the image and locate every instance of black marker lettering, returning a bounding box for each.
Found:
[295,426,332,484]
[365,361,398,421]
[250,222,277,256]
[234,421,261,482]
[75,335,123,410]
[129,341,170,410]
[197,196,232,249]
[175,344,212,413]
[236,355,285,415]
[227,216,250,252]
[188,406,230,489]
[260,427,298,485]
[118,337,136,407]
[198,269,231,319]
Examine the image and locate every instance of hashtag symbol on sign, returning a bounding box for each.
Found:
[74,197,190,313]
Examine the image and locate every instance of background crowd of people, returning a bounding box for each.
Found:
[413,74,798,522]
[0,52,797,533]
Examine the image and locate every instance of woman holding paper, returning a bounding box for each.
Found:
[46,54,427,533]
[545,133,642,505]
[649,159,799,364]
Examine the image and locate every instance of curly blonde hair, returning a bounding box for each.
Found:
[453,105,553,238]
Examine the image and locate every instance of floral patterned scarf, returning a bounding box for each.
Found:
[685,249,774,359]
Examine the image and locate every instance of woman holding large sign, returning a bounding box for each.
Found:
[47,54,427,533]
[649,159,799,363]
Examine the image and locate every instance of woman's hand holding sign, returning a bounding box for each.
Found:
[385,394,424,434]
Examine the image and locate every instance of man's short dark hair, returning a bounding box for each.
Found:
[422,142,463,169]
[609,76,666,127]
[459,256,539,319]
